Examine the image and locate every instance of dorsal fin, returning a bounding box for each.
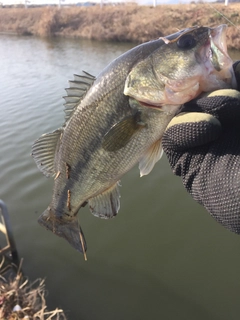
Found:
[63,71,96,123]
[31,129,63,177]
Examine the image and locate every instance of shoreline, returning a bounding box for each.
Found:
[0,3,240,48]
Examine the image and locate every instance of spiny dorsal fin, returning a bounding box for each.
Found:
[63,71,96,123]
[31,129,62,177]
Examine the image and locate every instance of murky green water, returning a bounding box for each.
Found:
[1,34,240,320]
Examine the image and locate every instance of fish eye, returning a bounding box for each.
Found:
[177,34,196,50]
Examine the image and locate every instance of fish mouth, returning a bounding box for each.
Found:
[208,24,237,88]
[138,100,162,109]
[210,24,229,62]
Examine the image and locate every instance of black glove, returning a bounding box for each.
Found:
[162,61,240,234]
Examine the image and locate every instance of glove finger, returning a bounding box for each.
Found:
[183,89,240,124]
[233,60,240,90]
[163,112,221,152]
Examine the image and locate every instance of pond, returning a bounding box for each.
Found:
[1,34,240,320]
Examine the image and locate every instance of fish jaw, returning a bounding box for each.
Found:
[209,24,237,89]
[196,24,237,92]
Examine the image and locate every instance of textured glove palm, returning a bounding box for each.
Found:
[162,61,240,234]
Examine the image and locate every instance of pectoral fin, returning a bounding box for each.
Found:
[88,182,121,219]
[139,139,163,177]
[102,112,146,152]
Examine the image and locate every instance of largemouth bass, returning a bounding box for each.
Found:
[32,25,236,257]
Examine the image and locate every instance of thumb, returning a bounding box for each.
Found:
[163,112,222,152]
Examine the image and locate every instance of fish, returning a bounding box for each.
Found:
[32,25,236,257]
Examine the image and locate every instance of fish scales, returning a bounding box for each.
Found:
[32,25,236,255]
[54,94,169,214]
[52,52,156,216]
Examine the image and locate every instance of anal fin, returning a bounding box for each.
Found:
[88,182,121,219]
[139,139,163,177]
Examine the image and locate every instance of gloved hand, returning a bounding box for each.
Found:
[162,61,240,234]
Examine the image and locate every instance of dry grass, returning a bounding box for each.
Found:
[0,257,67,320]
[0,3,240,48]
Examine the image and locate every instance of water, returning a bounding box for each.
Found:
[1,34,240,320]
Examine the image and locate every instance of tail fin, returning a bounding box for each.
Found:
[38,208,87,259]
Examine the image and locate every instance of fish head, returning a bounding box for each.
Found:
[124,25,236,111]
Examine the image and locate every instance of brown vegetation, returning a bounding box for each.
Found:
[0,3,240,48]
[0,258,67,320]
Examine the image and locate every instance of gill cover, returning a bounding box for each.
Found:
[123,26,201,106]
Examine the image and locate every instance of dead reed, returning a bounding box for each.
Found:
[0,257,67,320]
[0,3,239,48]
